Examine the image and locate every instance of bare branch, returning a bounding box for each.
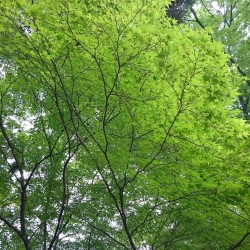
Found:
[190,7,205,29]
[228,231,250,250]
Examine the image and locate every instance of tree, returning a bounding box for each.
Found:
[187,1,250,247]
[189,0,250,120]
[0,0,249,249]
[167,0,196,22]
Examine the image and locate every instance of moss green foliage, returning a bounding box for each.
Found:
[0,0,249,249]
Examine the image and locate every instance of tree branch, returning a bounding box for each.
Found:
[228,231,250,250]
[190,7,205,28]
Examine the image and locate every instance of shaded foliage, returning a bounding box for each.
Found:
[167,0,196,22]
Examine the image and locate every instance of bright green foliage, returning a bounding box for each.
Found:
[0,0,249,249]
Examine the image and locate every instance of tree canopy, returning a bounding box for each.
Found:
[0,0,249,249]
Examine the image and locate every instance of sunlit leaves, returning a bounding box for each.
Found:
[0,0,249,249]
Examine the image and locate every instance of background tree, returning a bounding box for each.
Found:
[187,0,250,247]
[0,0,249,249]
[167,0,196,22]
[189,0,250,120]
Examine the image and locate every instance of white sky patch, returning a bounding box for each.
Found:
[0,65,6,78]
[22,118,35,130]
[247,25,250,38]
[193,3,202,11]
[11,170,31,181]
[7,114,36,131]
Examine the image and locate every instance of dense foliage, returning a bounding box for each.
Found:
[0,0,249,249]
